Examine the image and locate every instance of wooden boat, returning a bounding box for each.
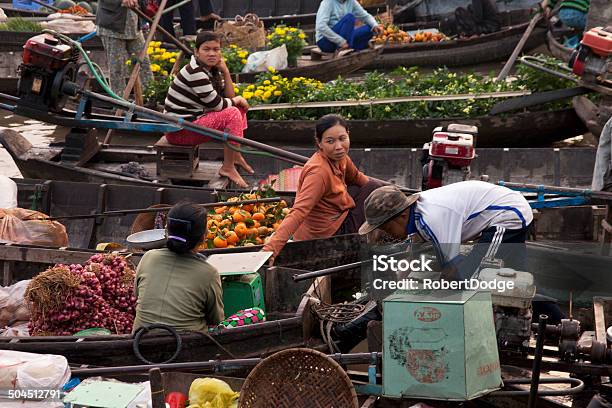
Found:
[0,233,362,366]
[233,46,382,83]
[546,30,572,63]
[10,178,295,250]
[246,108,587,148]
[369,11,547,69]
[0,131,597,192]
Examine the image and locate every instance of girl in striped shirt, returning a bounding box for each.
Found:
[163,31,253,188]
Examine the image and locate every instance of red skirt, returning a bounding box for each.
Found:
[166,106,248,146]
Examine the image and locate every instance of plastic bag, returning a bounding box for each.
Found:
[0,322,30,337]
[242,45,288,73]
[187,378,239,408]
[0,176,17,209]
[0,208,68,247]
[0,350,70,389]
[0,8,7,23]
[40,13,96,33]
[0,280,31,327]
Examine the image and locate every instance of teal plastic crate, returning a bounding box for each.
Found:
[222,273,265,317]
[383,290,502,401]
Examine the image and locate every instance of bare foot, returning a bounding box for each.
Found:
[219,166,249,188]
[235,154,255,174]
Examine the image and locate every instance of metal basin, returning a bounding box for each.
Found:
[126,229,167,250]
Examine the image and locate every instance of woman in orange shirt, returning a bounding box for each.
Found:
[263,114,383,258]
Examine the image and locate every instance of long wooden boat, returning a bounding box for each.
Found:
[246,108,586,148]
[0,232,363,366]
[369,15,546,69]
[0,130,597,192]
[10,178,294,250]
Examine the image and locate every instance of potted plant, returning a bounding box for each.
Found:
[267,25,307,67]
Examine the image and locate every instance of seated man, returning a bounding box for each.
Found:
[315,0,384,53]
[163,31,253,188]
[455,0,501,37]
[541,0,590,32]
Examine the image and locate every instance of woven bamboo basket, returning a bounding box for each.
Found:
[238,348,359,408]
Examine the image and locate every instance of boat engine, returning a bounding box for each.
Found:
[569,26,612,88]
[421,124,477,190]
[478,268,536,351]
[17,32,79,113]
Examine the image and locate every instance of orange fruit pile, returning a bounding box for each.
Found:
[198,193,290,250]
[412,31,448,43]
[374,25,449,45]
[374,25,410,44]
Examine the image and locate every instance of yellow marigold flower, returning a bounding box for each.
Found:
[267,66,276,73]
[230,44,237,49]
[147,48,153,55]
[263,80,271,85]
[243,91,253,100]
[289,27,297,32]
[170,58,176,63]
[287,36,292,40]
[274,90,282,96]
[234,87,239,93]
[298,33,306,39]
[247,85,255,90]
[263,91,272,99]
[162,70,168,76]
[151,64,160,72]
[241,59,247,64]
[125,60,131,66]
[254,89,263,96]
[272,75,280,81]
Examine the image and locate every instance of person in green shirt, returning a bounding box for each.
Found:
[541,0,590,31]
[133,202,224,333]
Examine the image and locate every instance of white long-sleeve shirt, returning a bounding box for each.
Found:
[315,0,378,46]
[413,181,533,263]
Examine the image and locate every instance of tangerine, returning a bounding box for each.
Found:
[234,222,248,237]
[225,231,239,245]
[213,236,228,248]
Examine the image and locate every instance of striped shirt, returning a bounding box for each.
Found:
[163,56,233,120]
[550,0,590,13]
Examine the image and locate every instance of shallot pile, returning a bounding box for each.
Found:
[26,254,137,336]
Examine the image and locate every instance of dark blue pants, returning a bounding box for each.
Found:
[160,0,197,39]
[317,13,373,52]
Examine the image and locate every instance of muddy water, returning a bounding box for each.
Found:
[0,113,157,177]
[0,114,66,177]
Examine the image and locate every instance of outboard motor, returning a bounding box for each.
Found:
[422,124,477,190]
[18,32,79,113]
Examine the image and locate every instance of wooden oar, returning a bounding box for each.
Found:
[46,197,282,221]
[496,12,543,81]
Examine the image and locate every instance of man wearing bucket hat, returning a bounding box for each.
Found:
[359,181,534,280]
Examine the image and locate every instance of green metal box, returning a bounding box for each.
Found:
[222,273,265,317]
[383,290,502,400]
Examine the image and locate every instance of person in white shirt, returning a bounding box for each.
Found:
[359,181,534,280]
[360,181,564,323]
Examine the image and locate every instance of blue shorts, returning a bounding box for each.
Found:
[558,7,587,30]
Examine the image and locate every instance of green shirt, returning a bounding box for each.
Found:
[550,0,590,13]
[133,248,225,332]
